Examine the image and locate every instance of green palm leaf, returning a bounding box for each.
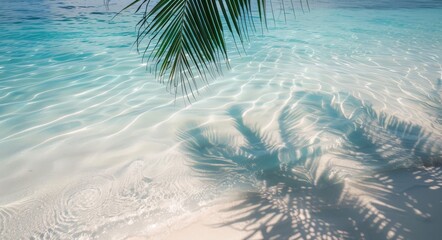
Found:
[120,0,305,100]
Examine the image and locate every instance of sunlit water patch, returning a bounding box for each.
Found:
[0,0,441,239]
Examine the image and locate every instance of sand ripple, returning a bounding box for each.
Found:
[0,0,441,239]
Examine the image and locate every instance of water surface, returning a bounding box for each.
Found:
[0,0,441,239]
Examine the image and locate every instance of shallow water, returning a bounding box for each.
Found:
[0,0,441,239]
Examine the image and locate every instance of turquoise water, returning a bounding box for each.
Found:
[0,0,441,239]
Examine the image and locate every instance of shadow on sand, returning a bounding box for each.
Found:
[179,90,442,239]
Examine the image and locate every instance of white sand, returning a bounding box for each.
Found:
[126,166,442,240]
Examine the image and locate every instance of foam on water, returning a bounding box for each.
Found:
[0,0,441,239]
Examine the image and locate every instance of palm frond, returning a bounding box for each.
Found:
[120,0,302,100]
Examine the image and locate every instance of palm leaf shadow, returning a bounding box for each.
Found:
[179,91,442,239]
[419,78,442,131]
[179,101,351,239]
[299,92,442,238]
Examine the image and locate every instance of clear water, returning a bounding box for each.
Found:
[0,0,441,239]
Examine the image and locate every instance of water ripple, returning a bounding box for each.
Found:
[0,0,441,239]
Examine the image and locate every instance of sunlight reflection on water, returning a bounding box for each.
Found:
[0,0,441,239]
